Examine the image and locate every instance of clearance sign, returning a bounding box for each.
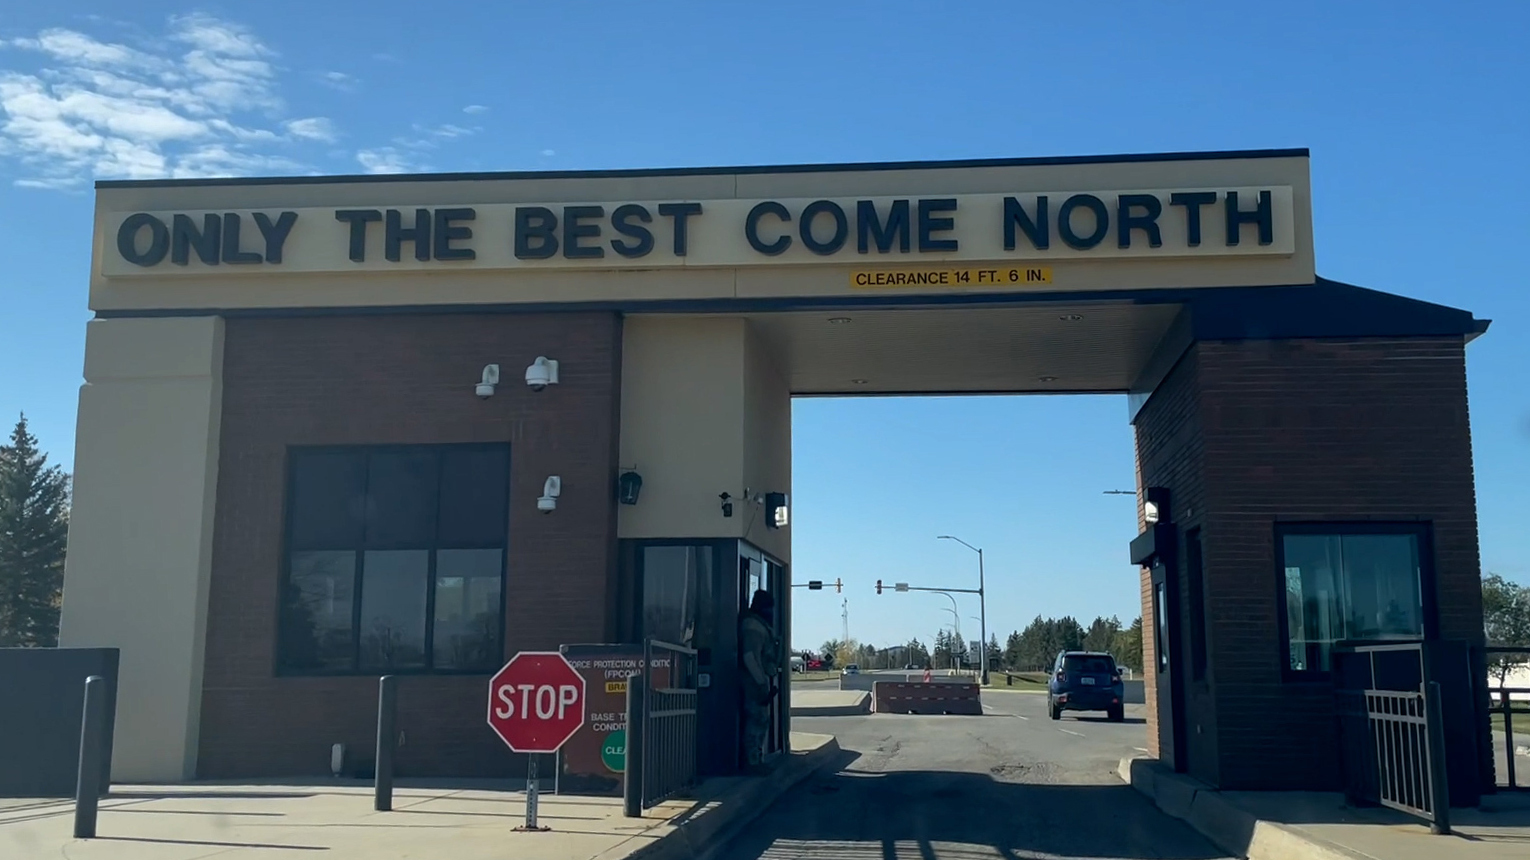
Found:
[101,187,1296,278]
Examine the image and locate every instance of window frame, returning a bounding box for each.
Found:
[1273,521,1437,683]
[274,443,510,677]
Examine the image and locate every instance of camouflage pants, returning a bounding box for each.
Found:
[743,701,771,766]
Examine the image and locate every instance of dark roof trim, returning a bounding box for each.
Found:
[94,148,1311,190]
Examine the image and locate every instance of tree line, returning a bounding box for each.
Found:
[1002,615,1143,673]
[0,415,70,647]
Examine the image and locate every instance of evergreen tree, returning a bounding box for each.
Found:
[1112,617,1145,673]
[1083,615,1122,653]
[0,414,71,647]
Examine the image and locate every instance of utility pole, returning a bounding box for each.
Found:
[841,598,850,646]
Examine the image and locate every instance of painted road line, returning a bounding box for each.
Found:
[1059,728,1085,737]
[1134,747,1149,753]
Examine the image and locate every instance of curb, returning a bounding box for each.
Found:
[1118,756,1368,860]
[597,735,842,860]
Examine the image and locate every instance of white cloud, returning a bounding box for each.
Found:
[318,70,358,91]
[462,104,488,114]
[356,147,412,174]
[285,117,336,142]
[540,149,556,157]
[0,15,340,187]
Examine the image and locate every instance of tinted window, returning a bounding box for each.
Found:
[358,550,429,670]
[1063,655,1116,674]
[433,549,503,671]
[278,445,509,675]
[1281,527,1424,673]
[437,447,510,546]
[279,551,356,670]
[365,450,439,548]
[288,451,366,549]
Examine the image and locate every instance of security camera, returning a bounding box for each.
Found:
[476,364,500,399]
[525,356,559,391]
[537,476,561,513]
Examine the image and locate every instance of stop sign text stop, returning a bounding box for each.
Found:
[493,682,579,721]
[486,651,586,754]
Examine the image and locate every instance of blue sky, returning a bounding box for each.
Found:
[1,3,1526,651]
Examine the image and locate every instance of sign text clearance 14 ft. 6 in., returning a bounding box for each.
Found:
[486,652,586,754]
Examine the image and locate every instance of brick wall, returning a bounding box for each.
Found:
[197,312,622,779]
[1196,336,1480,790]
[1133,346,1215,779]
[1134,336,1481,791]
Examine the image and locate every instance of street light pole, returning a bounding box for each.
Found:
[939,535,988,685]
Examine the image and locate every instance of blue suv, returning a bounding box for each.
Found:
[1047,651,1125,722]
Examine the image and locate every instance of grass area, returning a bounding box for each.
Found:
[1490,704,1530,736]
[987,672,1049,692]
[790,670,839,683]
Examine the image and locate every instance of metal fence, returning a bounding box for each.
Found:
[623,638,698,815]
[1334,642,1451,834]
[1485,646,1530,792]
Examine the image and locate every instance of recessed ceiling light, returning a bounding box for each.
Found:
[850,378,870,384]
[1059,314,1084,322]
[1038,375,1059,383]
[827,317,853,325]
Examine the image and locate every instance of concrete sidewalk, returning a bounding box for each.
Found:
[0,732,839,860]
[1121,756,1530,859]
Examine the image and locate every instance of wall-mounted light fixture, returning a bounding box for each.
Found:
[617,469,643,505]
[1144,486,1170,525]
[537,476,562,513]
[765,492,789,529]
[719,492,733,518]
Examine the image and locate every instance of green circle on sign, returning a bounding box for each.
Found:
[602,730,626,773]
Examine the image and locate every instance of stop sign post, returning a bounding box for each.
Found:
[487,652,586,831]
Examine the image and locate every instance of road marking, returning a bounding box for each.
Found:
[1059,728,1084,737]
[982,704,996,712]
[1014,714,1029,720]
[1134,747,1149,753]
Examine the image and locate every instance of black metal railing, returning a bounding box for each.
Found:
[623,638,698,816]
[1334,642,1451,834]
[1485,646,1530,792]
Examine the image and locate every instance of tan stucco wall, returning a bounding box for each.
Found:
[59,316,224,782]
[618,316,792,560]
[742,323,792,562]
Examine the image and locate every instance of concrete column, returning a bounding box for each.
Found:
[59,316,224,782]
[617,316,791,563]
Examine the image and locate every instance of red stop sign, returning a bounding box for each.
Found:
[486,652,587,754]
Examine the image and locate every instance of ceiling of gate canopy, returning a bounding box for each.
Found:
[728,301,1183,395]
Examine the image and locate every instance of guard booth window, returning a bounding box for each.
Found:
[277,444,509,675]
[1278,523,1428,675]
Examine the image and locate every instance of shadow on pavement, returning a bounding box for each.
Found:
[718,763,1226,860]
[97,835,328,850]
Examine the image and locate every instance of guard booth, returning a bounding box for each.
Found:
[58,147,1490,794]
[614,539,787,777]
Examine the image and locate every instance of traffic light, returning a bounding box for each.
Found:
[835,578,843,593]
[876,579,883,595]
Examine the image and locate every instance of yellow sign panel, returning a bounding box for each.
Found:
[605,681,627,694]
[851,267,1053,289]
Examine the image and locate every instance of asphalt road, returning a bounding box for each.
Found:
[717,690,1231,860]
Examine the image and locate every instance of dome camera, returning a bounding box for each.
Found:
[537,476,561,513]
[475,364,500,399]
[525,356,559,391]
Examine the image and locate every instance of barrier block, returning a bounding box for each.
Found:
[871,681,982,715]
